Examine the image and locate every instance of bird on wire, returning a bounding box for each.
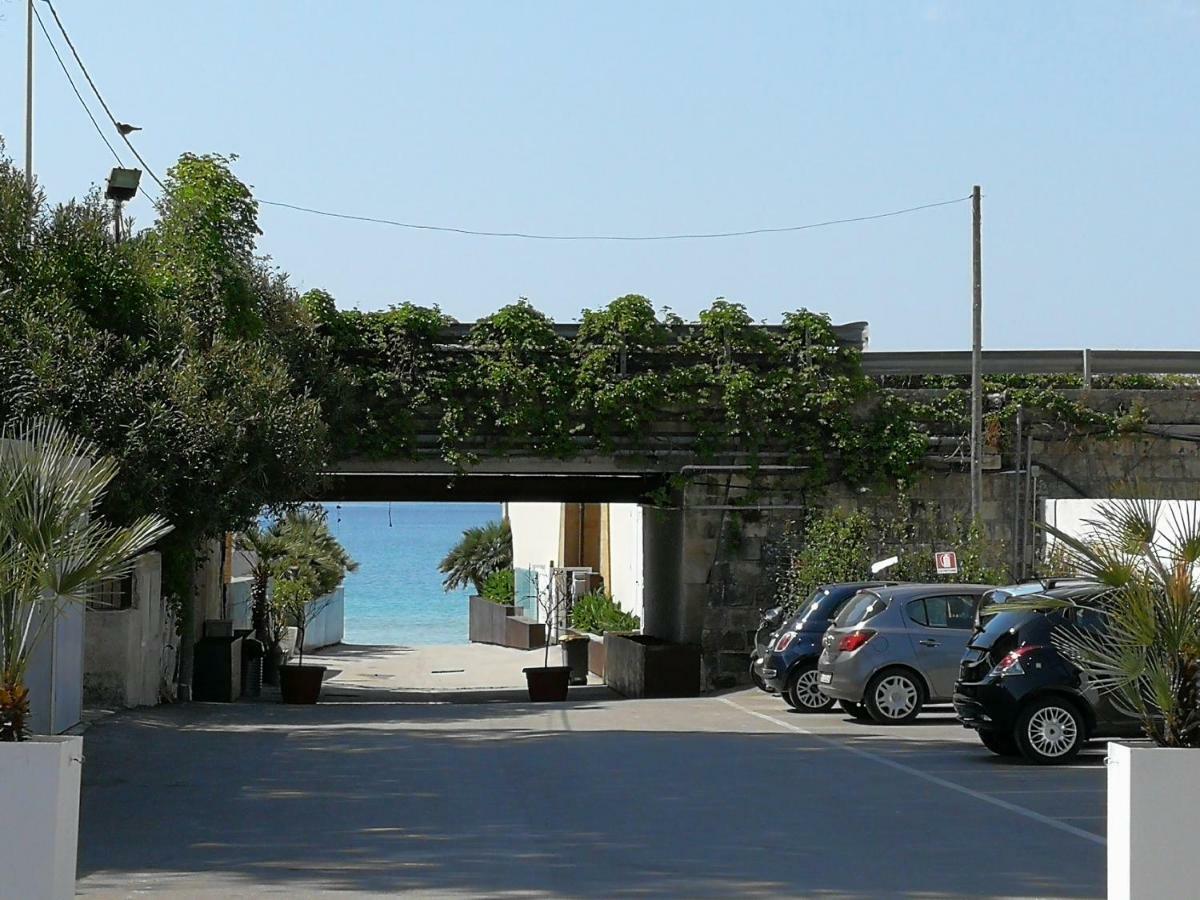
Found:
[116,122,141,135]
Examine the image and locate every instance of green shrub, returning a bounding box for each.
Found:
[480,568,515,605]
[570,591,639,634]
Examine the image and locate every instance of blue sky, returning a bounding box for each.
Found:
[1,1,1197,349]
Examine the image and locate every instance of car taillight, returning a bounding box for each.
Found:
[774,631,796,652]
[838,630,875,652]
[990,645,1040,677]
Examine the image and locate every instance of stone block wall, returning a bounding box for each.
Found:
[647,419,1200,689]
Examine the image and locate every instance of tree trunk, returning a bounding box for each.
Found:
[161,534,199,702]
[251,575,269,644]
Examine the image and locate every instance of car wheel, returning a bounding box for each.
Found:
[864,669,924,724]
[978,729,1020,757]
[750,663,767,692]
[1015,698,1085,764]
[838,700,871,720]
[784,665,837,713]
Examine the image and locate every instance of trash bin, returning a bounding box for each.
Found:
[561,635,590,686]
[193,635,243,702]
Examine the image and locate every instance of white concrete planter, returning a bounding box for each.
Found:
[0,735,84,900]
[1107,741,1200,899]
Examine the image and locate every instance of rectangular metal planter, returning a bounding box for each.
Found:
[468,595,517,645]
[603,634,700,698]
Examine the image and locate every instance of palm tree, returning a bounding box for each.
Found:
[278,508,358,598]
[0,420,171,741]
[271,508,357,667]
[439,519,512,594]
[1038,498,1200,748]
[237,520,291,643]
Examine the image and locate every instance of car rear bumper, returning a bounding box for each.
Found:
[953,680,1021,733]
[816,659,865,702]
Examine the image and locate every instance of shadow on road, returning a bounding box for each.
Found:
[75,694,1104,899]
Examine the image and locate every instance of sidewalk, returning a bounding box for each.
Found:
[305,641,597,695]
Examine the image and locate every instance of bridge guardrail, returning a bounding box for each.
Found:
[860,349,1200,380]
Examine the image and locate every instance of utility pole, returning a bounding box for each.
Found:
[25,0,34,190]
[970,185,983,522]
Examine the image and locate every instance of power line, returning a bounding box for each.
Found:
[32,5,123,167]
[257,195,972,242]
[41,0,167,193]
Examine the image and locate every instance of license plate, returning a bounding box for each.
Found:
[819,672,832,684]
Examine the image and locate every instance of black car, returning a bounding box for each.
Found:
[762,582,894,711]
[954,584,1141,764]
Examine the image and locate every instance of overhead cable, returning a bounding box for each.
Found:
[41,0,167,192]
[32,4,123,167]
[256,195,972,242]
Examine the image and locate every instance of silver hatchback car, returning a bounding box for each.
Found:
[817,583,995,724]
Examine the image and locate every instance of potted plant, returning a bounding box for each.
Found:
[523,570,572,702]
[566,591,641,685]
[1038,499,1200,899]
[269,509,356,704]
[236,519,291,686]
[272,576,327,704]
[1,420,170,899]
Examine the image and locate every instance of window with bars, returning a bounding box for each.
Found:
[88,574,135,611]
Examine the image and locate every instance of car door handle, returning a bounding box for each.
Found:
[918,639,940,647]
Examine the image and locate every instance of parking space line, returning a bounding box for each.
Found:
[719,697,1106,846]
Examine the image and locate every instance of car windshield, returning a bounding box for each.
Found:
[794,589,845,629]
[835,592,888,628]
[977,609,1041,637]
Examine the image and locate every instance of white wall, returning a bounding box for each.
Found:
[83,552,165,709]
[1044,499,1200,554]
[507,502,564,571]
[607,504,644,625]
[506,502,565,616]
[302,589,345,651]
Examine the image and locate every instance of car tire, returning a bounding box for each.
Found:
[783,665,837,713]
[864,668,925,724]
[838,700,872,721]
[978,729,1020,757]
[1015,697,1085,765]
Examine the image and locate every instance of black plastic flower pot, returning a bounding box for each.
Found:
[523,666,571,702]
[279,664,326,704]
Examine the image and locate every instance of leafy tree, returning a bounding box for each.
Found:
[0,143,330,695]
[440,519,513,594]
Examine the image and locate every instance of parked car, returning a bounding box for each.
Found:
[972,578,1100,631]
[761,582,895,711]
[954,583,1142,764]
[750,605,788,691]
[817,583,995,724]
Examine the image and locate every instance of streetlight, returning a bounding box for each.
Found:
[104,167,141,242]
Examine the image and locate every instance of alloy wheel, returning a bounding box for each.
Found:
[790,668,834,711]
[1026,705,1079,758]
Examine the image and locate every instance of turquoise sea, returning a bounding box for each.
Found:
[324,502,501,646]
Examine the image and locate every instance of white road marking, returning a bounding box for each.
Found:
[719,696,1106,846]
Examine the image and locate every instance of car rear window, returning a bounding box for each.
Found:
[836,592,889,627]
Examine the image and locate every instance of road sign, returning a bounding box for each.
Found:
[934,551,959,575]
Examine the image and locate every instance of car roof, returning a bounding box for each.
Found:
[815,581,896,593]
[859,583,996,601]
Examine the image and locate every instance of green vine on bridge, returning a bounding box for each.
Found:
[320,293,1157,488]
[322,294,929,487]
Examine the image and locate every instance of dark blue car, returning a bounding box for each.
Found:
[762,582,894,711]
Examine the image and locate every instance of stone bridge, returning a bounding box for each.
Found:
[318,385,1200,689]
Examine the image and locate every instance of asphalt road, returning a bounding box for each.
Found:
[75,683,1106,899]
